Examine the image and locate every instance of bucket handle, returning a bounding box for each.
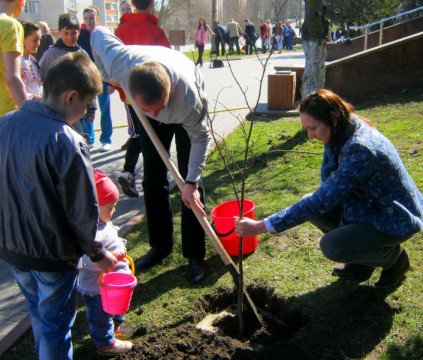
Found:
[211,222,235,238]
[98,254,135,286]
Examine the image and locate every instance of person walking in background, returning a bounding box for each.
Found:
[283,22,294,50]
[20,20,42,100]
[266,19,273,52]
[235,89,422,289]
[195,17,213,66]
[259,19,269,53]
[226,18,242,55]
[243,18,257,55]
[115,0,171,198]
[0,52,116,360]
[36,21,54,61]
[78,6,114,152]
[0,0,27,116]
[213,20,226,56]
[78,169,133,356]
[288,22,295,50]
[273,21,283,54]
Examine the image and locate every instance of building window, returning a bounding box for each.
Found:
[106,3,118,10]
[24,0,39,14]
[68,0,77,11]
[106,15,118,23]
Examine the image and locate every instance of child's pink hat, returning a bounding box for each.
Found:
[93,169,119,206]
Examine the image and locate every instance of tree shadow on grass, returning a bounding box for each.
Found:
[234,278,399,359]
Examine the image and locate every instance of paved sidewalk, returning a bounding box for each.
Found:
[0,50,305,356]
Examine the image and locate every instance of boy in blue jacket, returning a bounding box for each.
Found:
[0,53,116,360]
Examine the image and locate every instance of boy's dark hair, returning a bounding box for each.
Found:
[58,13,80,30]
[43,52,102,100]
[131,0,152,11]
[83,5,99,15]
[129,62,170,104]
[20,20,40,38]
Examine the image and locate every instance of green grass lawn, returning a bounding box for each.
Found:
[4,90,422,359]
[183,44,303,63]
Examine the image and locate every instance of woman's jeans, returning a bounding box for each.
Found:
[8,266,78,360]
[84,294,125,349]
[310,205,410,269]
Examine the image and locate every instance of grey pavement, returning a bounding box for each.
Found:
[0,50,304,356]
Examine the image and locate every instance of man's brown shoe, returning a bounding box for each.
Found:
[375,250,410,289]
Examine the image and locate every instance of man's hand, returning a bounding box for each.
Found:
[106,83,115,95]
[235,217,267,237]
[96,251,117,273]
[181,183,205,216]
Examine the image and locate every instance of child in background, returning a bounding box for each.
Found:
[20,20,42,100]
[40,13,96,134]
[78,169,134,356]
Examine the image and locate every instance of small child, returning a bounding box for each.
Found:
[20,20,42,100]
[78,169,134,356]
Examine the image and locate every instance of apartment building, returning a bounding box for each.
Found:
[19,0,120,30]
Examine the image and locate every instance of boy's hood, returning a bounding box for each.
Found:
[120,13,159,26]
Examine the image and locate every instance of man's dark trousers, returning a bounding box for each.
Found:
[137,115,206,259]
[229,36,240,55]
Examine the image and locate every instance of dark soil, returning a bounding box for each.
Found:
[118,284,309,360]
[74,281,398,359]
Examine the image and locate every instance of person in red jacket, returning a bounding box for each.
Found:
[114,0,170,198]
[115,0,170,47]
[260,19,269,53]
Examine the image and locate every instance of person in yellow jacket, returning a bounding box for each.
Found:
[0,0,27,115]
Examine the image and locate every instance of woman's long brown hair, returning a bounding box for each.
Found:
[299,89,373,147]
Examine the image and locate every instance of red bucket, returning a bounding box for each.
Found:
[210,199,258,256]
[99,256,137,315]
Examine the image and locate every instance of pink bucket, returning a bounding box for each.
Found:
[100,272,137,315]
[99,255,137,315]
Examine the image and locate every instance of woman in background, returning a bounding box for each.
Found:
[195,18,213,67]
[119,0,133,18]
[36,20,54,61]
[20,20,42,100]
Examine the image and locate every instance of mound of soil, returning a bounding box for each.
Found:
[117,281,396,359]
[119,285,309,359]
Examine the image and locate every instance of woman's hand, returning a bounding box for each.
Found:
[235,217,267,237]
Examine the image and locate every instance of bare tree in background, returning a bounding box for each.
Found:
[155,0,188,29]
[269,0,289,22]
[300,0,329,95]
